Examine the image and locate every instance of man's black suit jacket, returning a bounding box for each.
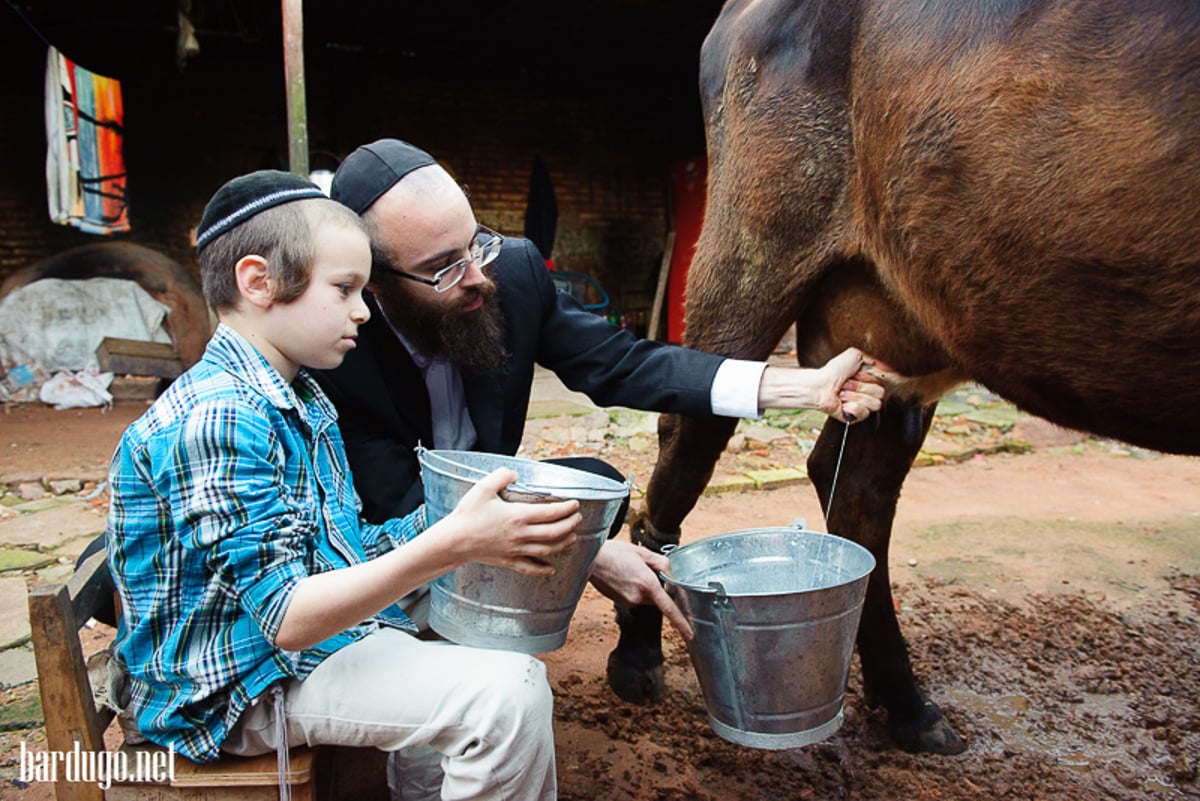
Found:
[313,237,727,524]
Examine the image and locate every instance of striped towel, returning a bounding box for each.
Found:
[44,46,130,234]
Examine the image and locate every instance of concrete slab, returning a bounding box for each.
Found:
[963,406,1028,430]
[1005,416,1088,448]
[0,647,37,689]
[34,562,75,586]
[47,479,83,495]
[536,424,574,445]
[0,504,105,549]
[745,467,809,490]
[703,476,758,495]
[525,366,599,419]
[623,433,658,453]
[0,577,31,649]
[11,497,66,513]
[0,549,55,574]
[741,425,795,447]
[934,399,975,418]
[919,437,978,459]
[49,535,94,560]
[607,409,658,434]
[13,483,46,502]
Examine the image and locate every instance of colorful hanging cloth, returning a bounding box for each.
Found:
[44,46,130,234]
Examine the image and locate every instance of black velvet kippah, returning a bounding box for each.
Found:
[196,170,326,252]
[330,139,436,214]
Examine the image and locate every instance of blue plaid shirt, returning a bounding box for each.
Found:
[107,324,421,762]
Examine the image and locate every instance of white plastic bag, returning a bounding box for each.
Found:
[39,362,114,410]
[0,277,172,373]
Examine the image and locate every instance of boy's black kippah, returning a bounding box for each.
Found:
[331,139,435,214]
[196,170,326,252]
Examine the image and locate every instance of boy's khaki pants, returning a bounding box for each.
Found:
[222,627,556,801]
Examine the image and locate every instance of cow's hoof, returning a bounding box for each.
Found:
[606,648,665,705]
[889,700,967,755]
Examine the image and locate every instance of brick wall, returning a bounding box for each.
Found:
[1,6,712,328]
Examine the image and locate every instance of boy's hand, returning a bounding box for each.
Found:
[448,468,582,576]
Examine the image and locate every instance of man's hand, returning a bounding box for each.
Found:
[589,539,694,640]
[816,347,895,423]
[758,347,895,423]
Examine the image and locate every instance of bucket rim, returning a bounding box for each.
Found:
[659,526,876,597]
[417,446,630,500]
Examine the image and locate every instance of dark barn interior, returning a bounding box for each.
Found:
[1,0,724,330]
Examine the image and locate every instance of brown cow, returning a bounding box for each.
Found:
[609,0,1200,755]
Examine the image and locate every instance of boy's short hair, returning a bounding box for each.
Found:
[196,170,366,311]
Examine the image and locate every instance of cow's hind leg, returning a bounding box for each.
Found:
[810,398,966,754]
[608,412,739,703]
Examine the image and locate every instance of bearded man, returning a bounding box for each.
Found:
[313,137,886,684]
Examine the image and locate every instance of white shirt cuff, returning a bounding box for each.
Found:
[710,359,767,419]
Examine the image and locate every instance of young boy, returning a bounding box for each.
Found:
[106,170,582,800]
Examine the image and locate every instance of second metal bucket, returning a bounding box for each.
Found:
[418,448,629,654]
[661,525,875,749]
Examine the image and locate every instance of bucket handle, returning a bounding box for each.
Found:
[657,544,713,592]
[659,568,751,731]
[658,571,731,596]
[706,580,752,731]
[416,446,630,498]
[654,543,676,587]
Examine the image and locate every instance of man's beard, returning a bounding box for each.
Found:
[375,277,509,375]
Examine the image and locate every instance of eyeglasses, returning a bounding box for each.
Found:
[384,225,504,293]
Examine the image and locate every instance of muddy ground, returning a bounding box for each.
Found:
[535,407,1200,800]
[546,460,1200,801]
[2,399,1200,800]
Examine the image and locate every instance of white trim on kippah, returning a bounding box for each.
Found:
[196,186,326,248]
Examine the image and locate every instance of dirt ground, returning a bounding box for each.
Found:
[547,450,1200,801]
[3,400,1200,800]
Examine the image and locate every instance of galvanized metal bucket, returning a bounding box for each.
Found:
[417,448,629,654]
[661,525,875,749]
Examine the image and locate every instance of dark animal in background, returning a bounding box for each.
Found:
[610,0,1200,755]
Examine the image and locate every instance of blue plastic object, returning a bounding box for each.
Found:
[549,269,610,311]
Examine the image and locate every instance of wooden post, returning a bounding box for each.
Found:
[281,0,309,177]
[647,230,675,342]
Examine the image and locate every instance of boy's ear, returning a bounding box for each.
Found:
[234,255,274,309]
